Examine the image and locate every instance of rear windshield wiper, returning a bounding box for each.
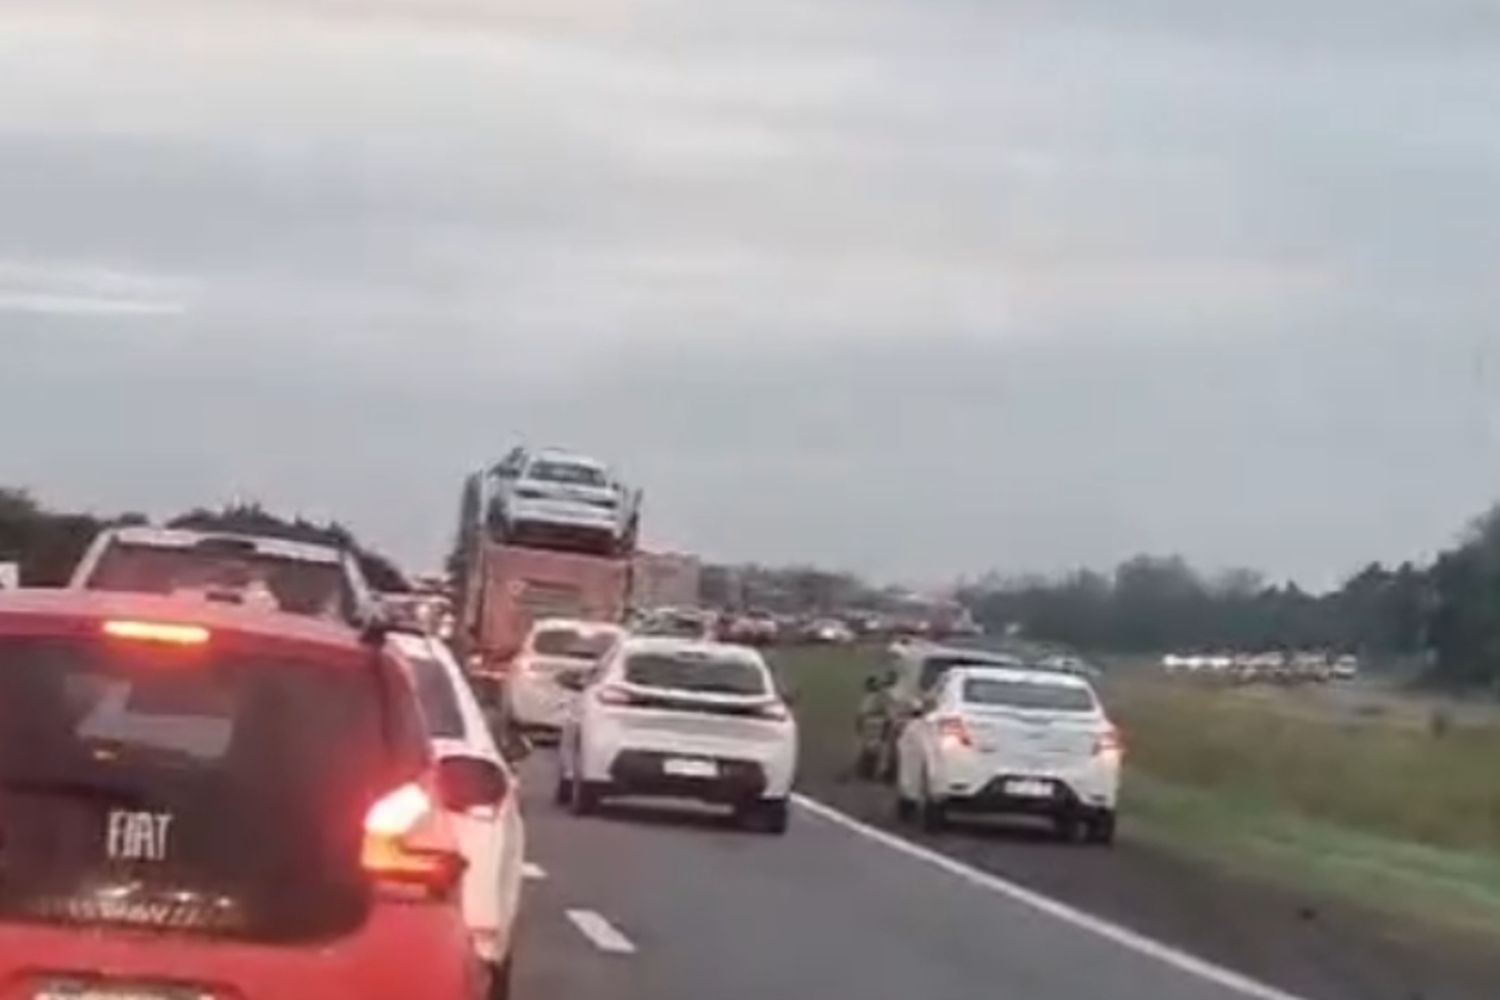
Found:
[2,777,149,808]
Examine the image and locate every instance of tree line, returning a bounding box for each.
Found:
[960,504,1500,691]
[0,489,408,592]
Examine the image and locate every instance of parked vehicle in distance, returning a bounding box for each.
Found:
[804,617,855,645]
[1332,654,1360,680]
[390,632,527,1000]
[0,589,483,1000]
[505,618,626,737]
[895,665,1122,844]
[71,525,379,626]
[633,606,718,640]
[557,638,798,833]
[723,610,779,646]
[484,447,641,557]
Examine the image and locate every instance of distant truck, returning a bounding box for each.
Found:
[455,540,632,701]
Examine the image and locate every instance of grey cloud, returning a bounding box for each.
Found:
[1,0,1498,584]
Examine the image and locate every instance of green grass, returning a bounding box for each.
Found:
[1105,677,1500,852]
[773,645,1500,939]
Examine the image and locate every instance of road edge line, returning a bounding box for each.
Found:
[791,793,1309,1000]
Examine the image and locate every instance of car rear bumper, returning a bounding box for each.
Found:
[943,776,1114,819]
[933,754,1119,813]
[608,749,768,804]
[0,903,481,1000]
[581,726,797,799]
[509,500,620,534]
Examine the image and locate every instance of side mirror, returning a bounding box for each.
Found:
[864,675,883,693]
[436,755,510,812]
[918,695,939,715]
[556,669,588,692]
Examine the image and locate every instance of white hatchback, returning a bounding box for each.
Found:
[557,637,798,833]
[505,618,625,736]
[895,665,1122,844]
[390,632,527,999]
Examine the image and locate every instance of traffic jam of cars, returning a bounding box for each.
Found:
[0,443,1123,1000]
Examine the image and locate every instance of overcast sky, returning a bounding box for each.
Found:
[1,0,1498,587]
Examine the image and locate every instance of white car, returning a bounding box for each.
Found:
[505,617,625,736]
[485,446,641,556]
[70,525,380,625]
[806,617,855,644]
[390,632,527,1000]
[895,665,1122,844]
[557,637,798,833]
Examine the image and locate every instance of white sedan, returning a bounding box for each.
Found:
[505,617,625,737]
[391,632,527,1000]
[557,637,798,833]
[895,665,1122,844]
[486,446,641,556]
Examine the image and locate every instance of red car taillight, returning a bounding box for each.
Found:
[361,782,465,899]
[936,716,973,749]
[1093,726,1124,757]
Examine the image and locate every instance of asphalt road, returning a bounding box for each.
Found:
[510,756,1301,1000]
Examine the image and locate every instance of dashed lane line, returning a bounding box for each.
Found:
[566,909,637,955]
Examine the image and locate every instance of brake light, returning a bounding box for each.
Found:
[361,782,465,897]
[102,620,210,646]
[1094,727,1124,758]
[936,716,973,749]
[596,685,634,706]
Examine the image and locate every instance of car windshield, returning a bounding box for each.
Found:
[533,628,616,660]
[527,461,607,487]
[962,678,1096,713]
[85,543,349,620]
[0,632,390,943]
[624,652,767,695]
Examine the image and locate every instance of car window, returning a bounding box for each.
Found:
[961,677,1097,712]
[85,542,350,620]
[400,642,467,740]
[0,633,396,943]
[526,461,607,487]
[918,655,1021,692]
[533,627,617,659]
[624,652,767,695]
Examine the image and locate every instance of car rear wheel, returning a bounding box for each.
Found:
[895,793,916,823]
[918,771,946,832]
[749,799,789,835]
[1085,812,1117,846]
[487,954,513,1000]
[571,773,604,816]
[1053,814,1083,843]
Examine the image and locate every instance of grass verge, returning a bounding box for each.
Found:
[774,644,1500,941]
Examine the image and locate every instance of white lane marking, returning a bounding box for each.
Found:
[792,794,1309,1000]
[523,861,547,881]
[566,909,637,955]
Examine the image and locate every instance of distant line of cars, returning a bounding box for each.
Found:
[1161,650,1360,683]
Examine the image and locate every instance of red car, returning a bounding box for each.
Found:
[0,589,485,1000]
